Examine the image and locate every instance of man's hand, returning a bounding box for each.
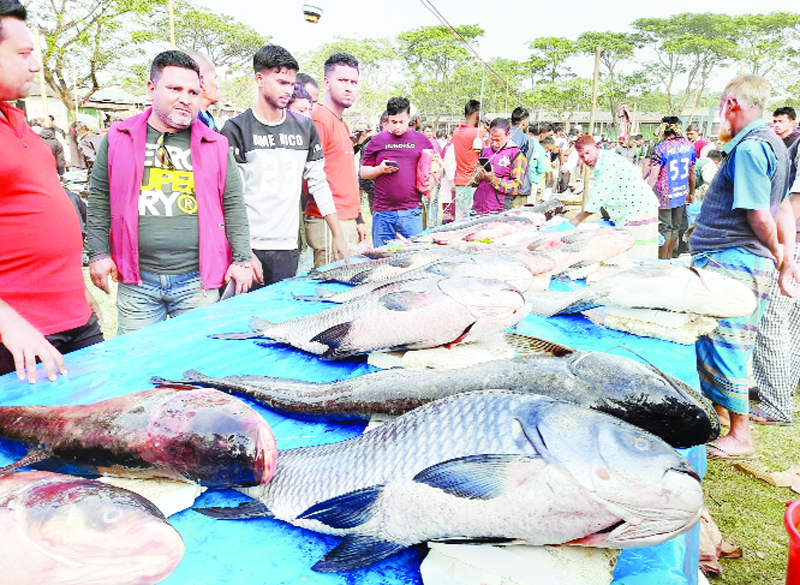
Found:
[778,259,800,298]
[332,233,351,265]
[250,253,264,285]
[686,191,694,205]
[89,257,120,294]
[357,223,368,242]
[224,263,255,295]
[378,160,399,175]
[85,287,103,328]
[0,303,66,383]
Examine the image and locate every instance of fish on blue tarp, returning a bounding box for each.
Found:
[305,248,457,284]
[0,470,185,585]
[0,388,277,488]
[152,336,718,449]
[525,263,757,318]
[211,277,526,360]
[196,391,704,573]
[294,254,539,303]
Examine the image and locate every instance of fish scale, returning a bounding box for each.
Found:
[242,391,528,523]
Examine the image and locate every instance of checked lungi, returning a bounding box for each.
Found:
[752,242,800,422]
[692,248,774,414]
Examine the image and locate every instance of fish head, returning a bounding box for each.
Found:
[438,277,527,338]
[10,472,184,584]
[567,352,720,447]
[513,397,703,547]
[144,389,277,487]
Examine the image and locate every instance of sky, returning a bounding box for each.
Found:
[194,0,800,91]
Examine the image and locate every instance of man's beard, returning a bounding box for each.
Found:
[718,117,734,144]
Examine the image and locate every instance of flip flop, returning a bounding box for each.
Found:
[706,441,758,461]
[749,409,791,426]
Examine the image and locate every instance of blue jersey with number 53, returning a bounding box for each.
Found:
[652,137,697,209]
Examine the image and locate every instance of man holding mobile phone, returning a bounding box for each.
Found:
[472,118,526,215]
[360,97,431,245]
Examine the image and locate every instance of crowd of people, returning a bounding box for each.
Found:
[2,0,800,468]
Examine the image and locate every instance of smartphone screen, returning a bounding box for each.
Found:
[478,157,491,171]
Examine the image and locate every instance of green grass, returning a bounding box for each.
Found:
[702,395,800,583]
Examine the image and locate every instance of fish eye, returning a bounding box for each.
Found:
[633,436,651,451]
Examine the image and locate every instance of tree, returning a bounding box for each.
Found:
[633,14,738,116]
[397,24,484,125]
[733,12,800,76]
[169,1,269,74]
[525,37,578,84]
[29,0,168,119]
[577,32,636,131]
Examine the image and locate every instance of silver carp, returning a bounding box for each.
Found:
[211,277,526,360]
[197,391,703,573]
[526,263,757,318]
[294,255,538,303]
[0,470,184,585]
[305,248,458,285]
[152,343,719,448]
[527,227,636,275]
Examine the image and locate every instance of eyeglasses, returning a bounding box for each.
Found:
[155,133,175,170]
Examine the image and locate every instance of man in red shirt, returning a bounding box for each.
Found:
[0,0,103,383]
[305,52,366,267]
[452,99,481,220]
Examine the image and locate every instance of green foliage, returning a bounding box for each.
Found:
[169,1,269,74]
[525,37,578,83]
[733,12,800,75]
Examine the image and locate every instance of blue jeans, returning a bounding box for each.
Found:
[372,208,423,246]
[116,270,219,335]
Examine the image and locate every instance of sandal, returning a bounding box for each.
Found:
[749,409,791,426]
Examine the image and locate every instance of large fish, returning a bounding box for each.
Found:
[197,391,703,572]
[294,255,538,303]
[423,220,544,245]
[526,263,757,318]
[305,248,458,285]
[151,341,718,448]
[0,470,184,585]
[0,388,278,488]
[413,209,543,239]
[212,277,526,360]
[528,227,636,275]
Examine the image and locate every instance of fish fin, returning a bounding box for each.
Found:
[193,500,274,520]
[292,288,336,302]
[0,449,52,473]
[523,290,587,317]
[311,322,352,349]
[253,340,279,347]
[312,535,406,573]
[147,376,200,389]
[208,316,275,339]
[413,454,536,500]
[380,290,436,311]
[502,332,575,357]
[298,485,384,529]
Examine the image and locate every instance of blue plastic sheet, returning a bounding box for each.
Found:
[0,274,703,585]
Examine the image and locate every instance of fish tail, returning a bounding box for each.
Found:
[523,290,586,317]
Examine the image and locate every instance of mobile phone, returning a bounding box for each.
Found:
[478,157,491,171]
[385,160,398,168]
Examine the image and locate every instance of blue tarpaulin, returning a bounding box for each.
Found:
[0,274,703,585]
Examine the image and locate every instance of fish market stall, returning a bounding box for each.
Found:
[0,275,705,585]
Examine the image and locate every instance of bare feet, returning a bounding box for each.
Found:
[707,434,757,460]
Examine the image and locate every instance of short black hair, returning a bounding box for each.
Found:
[296,72,318,89]
[707,149,723,162]
[489,118,511,133]
[530,122,550,136]
[0,0,26,42]
[686,122,701,133]
[324,52,359,78]
[150,50,200,83]
[253,45,299,75]
[464,99,480,117]
[661,115,681,126]
[511,107,529,126]
[288,84,312,107]
[386,97,410,116]
[774,106,796,120]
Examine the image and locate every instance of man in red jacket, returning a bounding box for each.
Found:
[0,0,103,382]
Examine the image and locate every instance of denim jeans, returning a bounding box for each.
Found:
[116,270,219,335]
[372,207,423,246]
